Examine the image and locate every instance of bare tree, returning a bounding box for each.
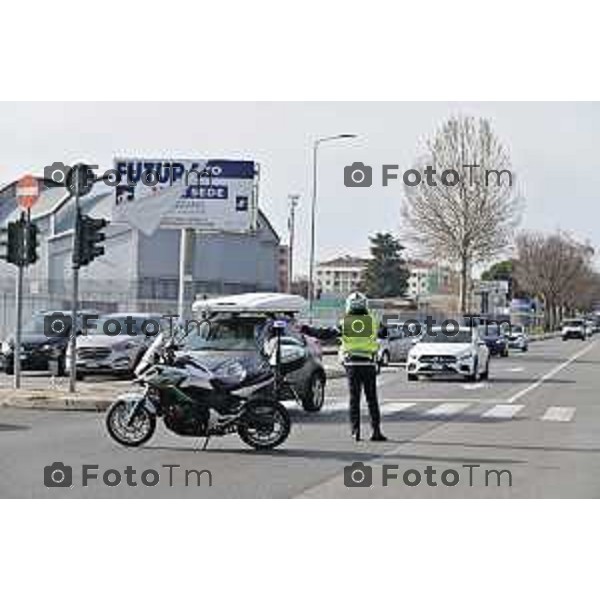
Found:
[515,232,595,329]
[401,115,523,312]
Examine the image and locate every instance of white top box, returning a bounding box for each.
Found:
[192,293,306,315]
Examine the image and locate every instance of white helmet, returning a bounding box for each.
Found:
[345,291,368,315]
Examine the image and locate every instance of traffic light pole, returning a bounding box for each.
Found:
[14,225,24,389]
[13,210,30,390]
[68,177,81,393]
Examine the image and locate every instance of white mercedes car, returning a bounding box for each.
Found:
[406,326,490,382]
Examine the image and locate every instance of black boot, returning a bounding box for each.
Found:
[370,426,387,442]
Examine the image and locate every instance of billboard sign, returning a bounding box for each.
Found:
[111,158,257,235]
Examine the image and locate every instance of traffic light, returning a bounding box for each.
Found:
[0,220,37,266]
[74,211,108,267]
[24,222,39,265]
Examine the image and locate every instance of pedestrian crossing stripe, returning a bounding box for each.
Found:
[481,404,524,419]
[380,402,416,415]
[296,400,576,422]
[424,402,471,417]
[542,406,576,422]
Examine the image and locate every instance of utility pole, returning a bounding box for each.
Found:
[287,194,299,293]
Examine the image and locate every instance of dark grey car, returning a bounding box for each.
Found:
[181,315,327,412]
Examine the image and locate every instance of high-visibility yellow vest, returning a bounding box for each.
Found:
[340,312,379,359]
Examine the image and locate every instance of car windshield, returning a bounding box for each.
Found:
[564,319,583,326]
[420,330,473,344]
[183,319,260,351]
[22,314,50,335]
[479,325,501,336]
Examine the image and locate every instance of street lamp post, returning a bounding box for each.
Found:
[287,193,299,293]
[308,134,357,322]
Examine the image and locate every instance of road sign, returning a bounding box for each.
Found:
[111,159,257,235]
[16,174,40,210]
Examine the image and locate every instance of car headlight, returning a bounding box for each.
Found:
[41,343,53,352]
[214,360,247,383]
[114,340,136,351]
[1,341,11,354]
[458,350,474,361]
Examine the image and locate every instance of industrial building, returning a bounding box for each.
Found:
[0,176,281,336]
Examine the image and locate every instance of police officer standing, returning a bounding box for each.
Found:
[340,292,387,442]
[302,291,387,442]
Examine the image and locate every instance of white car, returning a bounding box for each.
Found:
[561,319,587,341]
[506,324,529,352]
[406,326,490,382]
[377,321,415,370]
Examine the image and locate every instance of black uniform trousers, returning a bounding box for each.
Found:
[345,363,381,431]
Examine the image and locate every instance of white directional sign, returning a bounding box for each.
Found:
[111,158,257,235]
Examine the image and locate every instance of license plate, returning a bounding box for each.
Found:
[86,362,98,368]
[19,354,27,361]
[431,363,444,370]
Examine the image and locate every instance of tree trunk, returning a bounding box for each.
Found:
[459,255,469,313]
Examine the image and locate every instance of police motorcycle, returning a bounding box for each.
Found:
[105,321,296,450]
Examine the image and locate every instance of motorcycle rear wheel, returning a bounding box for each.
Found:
[238,400,291,450]
[106,400,156,447]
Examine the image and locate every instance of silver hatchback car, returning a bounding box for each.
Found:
[68,313,167,379]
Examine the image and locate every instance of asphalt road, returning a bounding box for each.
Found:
[1,336,599,498]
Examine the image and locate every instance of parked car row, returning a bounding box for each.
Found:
[0,311,166,379]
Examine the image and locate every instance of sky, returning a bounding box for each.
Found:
[1,101,599,274]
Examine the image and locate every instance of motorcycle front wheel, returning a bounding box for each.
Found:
[106,400,156,447]
[238,400,291,450]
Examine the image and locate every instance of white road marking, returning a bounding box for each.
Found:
[327,397,490,403]
[462,382,487,391]
[425,402,470,417]
[506,341,597,403]
[506,367,525,373]
[542,406,576,422]
[380,402,416,415]
[481,404,524,419]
